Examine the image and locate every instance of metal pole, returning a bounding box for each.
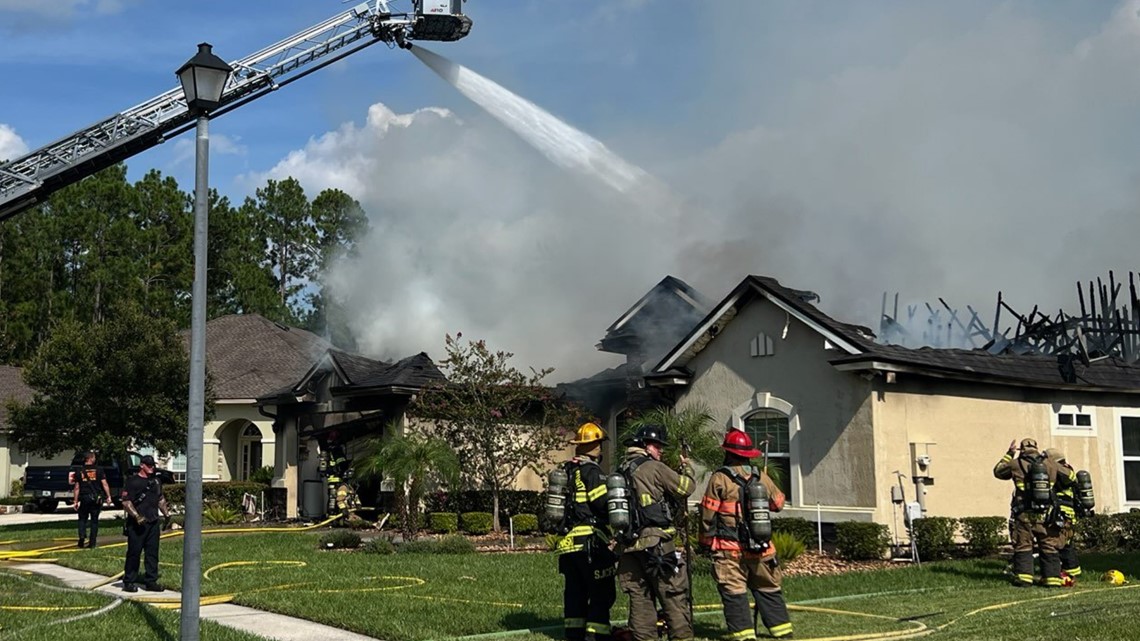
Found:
[180,113,209,641]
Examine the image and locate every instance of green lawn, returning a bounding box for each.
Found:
[5,521,1140,640]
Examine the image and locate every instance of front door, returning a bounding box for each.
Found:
[238,424,262,481]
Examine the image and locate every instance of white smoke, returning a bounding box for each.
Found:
[249,1,1140,379]
[0,124,28,161]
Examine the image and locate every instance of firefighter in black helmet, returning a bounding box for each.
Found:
[994,437,1075,587]
[553,422,617,641]
[616,424,695,641]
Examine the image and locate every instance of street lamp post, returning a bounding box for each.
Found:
[175,42,232,641]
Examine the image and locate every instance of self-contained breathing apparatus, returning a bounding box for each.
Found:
[715,466,773,551]
[1076,470,1096,514]
[543,466,570,534]
[607,456,673,545]
[1027,455,1053,514]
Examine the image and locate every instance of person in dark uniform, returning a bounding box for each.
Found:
[71,451,113,549]
[120,455,170,593]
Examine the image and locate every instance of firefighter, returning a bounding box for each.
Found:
[120,455,170,593]
[700,430,792,640]
[71,451,113,549]
[993,438,1075,587]
[616,424,695,641]
[554,422,617,641]
[1046,448,1082,579]
[323,430,353,515]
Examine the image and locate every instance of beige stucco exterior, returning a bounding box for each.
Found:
[1,435,71,498]
[665,291,1140,528]
[203,402,275,483]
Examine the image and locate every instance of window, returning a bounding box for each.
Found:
[743,410,792,501]
[1123,416,1140,503]
[1053,405,1095,435]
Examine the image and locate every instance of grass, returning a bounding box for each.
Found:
[0,569,269,640]
[5,521,1140,640]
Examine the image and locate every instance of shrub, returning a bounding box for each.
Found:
[437,534,476,554]
[1115,512,1140,551]
[362,537,396,555]
[771,531,806,564]
[320,530,362,550]
[430,512,459,534]
[400,538,440,554]
[545,534,562,551]
[427,491,544,524]
[248,466,275,486]
[835,522,889,561]
[461,512,494,535]
[1077,513,1120,551]
[911,517,958,561]
[10,479,24,497]
[203,505,241,526]
[772,517,818,547]
[959,516,1006,557]
[165,482,265,512]
[511,513,539,534]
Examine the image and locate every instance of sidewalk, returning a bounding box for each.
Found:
[16,562,381,641]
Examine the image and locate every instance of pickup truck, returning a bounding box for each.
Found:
[22,451,174,513]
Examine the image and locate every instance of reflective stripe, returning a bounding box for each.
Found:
[587,485,607,501]
[565,618,585,629]
[640,493,653,507]
[574,492,588,503]
[1015,481,1026,490]
[678,476,692,494]
[727,629,755,640]
[770,623,793,637]
[586,623,611,634]
[1045,577,1064,586]
[1002,454,1013,462]
[1069,567,1082,576]
[701,496,738,515]
[1015,574,1034,584]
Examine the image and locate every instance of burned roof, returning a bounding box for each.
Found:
[190,314,331,400]
[333,352,446,393]
[654,275,877,373]
[0,365,33,432]
[599,275,711,358]
[832,344,1140,392]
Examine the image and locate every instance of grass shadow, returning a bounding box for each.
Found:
[923,558,1010,583]
[499,612,563,638]
[133,600,177,641]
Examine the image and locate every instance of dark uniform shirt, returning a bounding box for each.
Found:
[74,465,106,501]
[122,474,164,522]
[555,455,610,555]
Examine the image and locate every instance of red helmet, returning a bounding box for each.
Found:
[722,429,761,458]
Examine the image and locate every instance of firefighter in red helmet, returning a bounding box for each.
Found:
[700,430,791,640]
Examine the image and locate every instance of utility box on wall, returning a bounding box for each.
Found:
[910,442,936,483]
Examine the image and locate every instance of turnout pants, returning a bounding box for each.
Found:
[1060,524,1081,576]
[618,541,692,641]
[77,498,102,546]
[712,551,792,640]
[1010,516,1064,586]
[560,547,618,640]
[124,519,161,586]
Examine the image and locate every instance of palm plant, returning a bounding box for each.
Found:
[624,405,722,477]
[354,425,460,538]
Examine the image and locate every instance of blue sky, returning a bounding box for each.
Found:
[2,1,1140,377]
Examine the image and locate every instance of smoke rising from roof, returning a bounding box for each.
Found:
[248,2,1140,381]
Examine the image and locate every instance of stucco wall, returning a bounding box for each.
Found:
[872,379,1140,524]
[674,296,876,521]
[206,403,275,482]
[1,436,72,498]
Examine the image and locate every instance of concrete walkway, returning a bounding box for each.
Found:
[16,563,381,641]
[1,509,125,526]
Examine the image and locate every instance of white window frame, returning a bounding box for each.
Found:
[1115,409,1140,509]
[730,392,800,507]
[1051,404,1096,437]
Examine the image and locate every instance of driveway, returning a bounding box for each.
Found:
[0,509,125,526]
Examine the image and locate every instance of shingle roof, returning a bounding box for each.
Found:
[328,349,389,386]
[0,365,33,432]
[191,314,331,400]
[833,344,1140,392]
[599,276,711,358]
[348,352,446,390]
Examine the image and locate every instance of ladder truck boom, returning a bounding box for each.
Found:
[0,0,472,222]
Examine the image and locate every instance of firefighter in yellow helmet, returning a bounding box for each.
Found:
[554,422,617,641]
[700,430,792,640]
[994,438,1075,587]
[1046,448,1082,578]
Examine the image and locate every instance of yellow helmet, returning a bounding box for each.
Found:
[1103,570,1126,585]
[570,422,607,444]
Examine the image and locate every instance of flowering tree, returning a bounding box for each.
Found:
[410,334,581,531]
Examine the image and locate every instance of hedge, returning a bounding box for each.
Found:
[511,513,539,534]
[1076,513,1120,551]
[911,517,958,561]
[429,512,459,534]
[835,522,889,560]
[427,491,543,523]
[1116,512,1140,551]
[461,512,494,535]
[772,517,818,547]
[959,516,1006,557]
[164,482,265,512]
[319,530,361,550]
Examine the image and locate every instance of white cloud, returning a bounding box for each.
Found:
[0,124,28,161]
[171,133,247,167]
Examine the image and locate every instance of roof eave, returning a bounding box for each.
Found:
[833,358,1140,394]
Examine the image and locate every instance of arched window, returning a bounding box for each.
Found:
[743,409,792,500]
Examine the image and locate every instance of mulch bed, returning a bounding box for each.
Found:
[782,551,899,577]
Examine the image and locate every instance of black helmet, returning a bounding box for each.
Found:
[628,424,668,448]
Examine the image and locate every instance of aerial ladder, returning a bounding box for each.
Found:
[0,0,472,222]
